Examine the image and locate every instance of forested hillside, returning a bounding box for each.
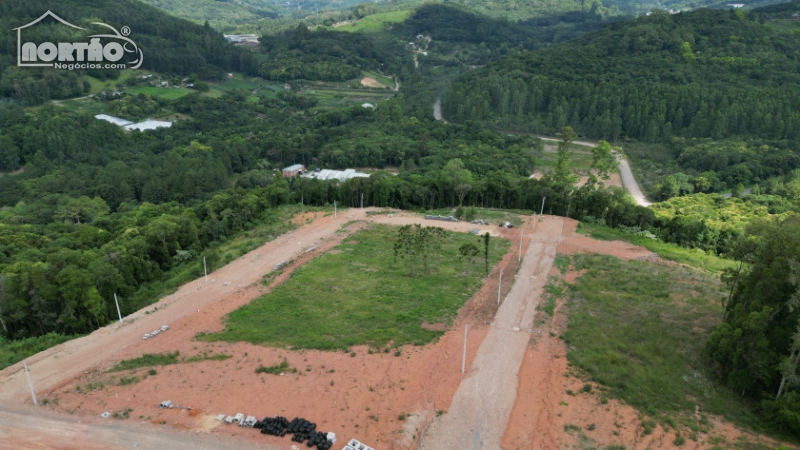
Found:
[0,1,259,105]
[444,6,800,197]
[259,24,406,81]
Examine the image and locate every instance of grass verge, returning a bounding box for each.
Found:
[0,333,81,370]
[576,221,736,273]
[203,223,510,350]
[564,253,758,428]
[110,350,232,371]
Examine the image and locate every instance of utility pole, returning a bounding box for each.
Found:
[23,362,36,405]
[114,293,122,326]
[497,269,502,305]
[540,197,546,216]
[461,324,469,373]
[203,256,208,283]
[334,200,337,219]
[360,192,364,209]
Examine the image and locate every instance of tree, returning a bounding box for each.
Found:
[554,126,577,185]
[458,242,480,288]
[590,140,617,183]
[444,159,473,206]
[483,232,491,275]
[706,214,800,406]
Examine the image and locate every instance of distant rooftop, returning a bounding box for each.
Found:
[305,168,370,182]
[94,114,133,127]
[124,119,172,131]
[284,164,305,172]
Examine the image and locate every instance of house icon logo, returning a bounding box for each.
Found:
[13,10,143,70]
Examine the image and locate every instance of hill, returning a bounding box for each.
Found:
[0,0,259,105]
[443,6,800,194]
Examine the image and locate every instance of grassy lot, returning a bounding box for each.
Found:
[576,221,736,273]
[83,70,139,94]
[0,333,81,370]
[204,223,510,350]
[535,142,596,171]
[425,207,528,227]
[564,253,758,429]
[361,70,395,87]
[124,86,192,99]
[334,10,412,33]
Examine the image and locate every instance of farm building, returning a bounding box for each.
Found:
[124,119,173,131]
[305,168,370,182]
[94,114,133,127]
[282,164,306,177]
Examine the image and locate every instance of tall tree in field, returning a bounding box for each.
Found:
[484,232,491,275]
[589,140,618,184]
[394,225,416,277]
[554,126,577,185]
[459,242,480,288]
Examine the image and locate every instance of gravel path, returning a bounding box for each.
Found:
[537,136,651,207]
[417,215,564,450]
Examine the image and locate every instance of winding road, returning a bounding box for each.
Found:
[432,100,651,207]
[537,137,652,207]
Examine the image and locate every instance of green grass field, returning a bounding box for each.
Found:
[535,142,596,171]
[334,10,412,33]
[575,222,736,273]
[0,333,81,370]
[564,253,758,428]
[203,223,510,350]
[124,86,193,99]
[83,70,139,94]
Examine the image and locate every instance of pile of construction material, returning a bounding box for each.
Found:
[143,324,169,340]
[342,438,374,450]
[253,416,335,450]
[424,215,458,222]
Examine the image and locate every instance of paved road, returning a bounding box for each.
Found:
[417,216,564,450]
[538,137,652,207]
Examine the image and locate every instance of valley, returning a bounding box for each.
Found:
[1,0,800,448]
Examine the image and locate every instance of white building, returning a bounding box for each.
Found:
[124,119,173,131]
[94,114,133,127]
[305,168,370,182]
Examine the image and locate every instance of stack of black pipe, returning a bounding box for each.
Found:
[254,416,332,450]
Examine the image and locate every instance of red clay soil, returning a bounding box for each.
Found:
[501,219,789,450]
[1,210,523,450]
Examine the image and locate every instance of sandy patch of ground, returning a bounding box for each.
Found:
[360,77,383,88]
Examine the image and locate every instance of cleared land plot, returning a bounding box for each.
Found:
[124,86,192,99]
[204,223,510,350]
[536,142,596,170]
[333,10,412,33]
[564,253,756,427]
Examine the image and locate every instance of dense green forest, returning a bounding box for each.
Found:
[0,0,259,105]
[443,6,800,199]
[259,24,407,81]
